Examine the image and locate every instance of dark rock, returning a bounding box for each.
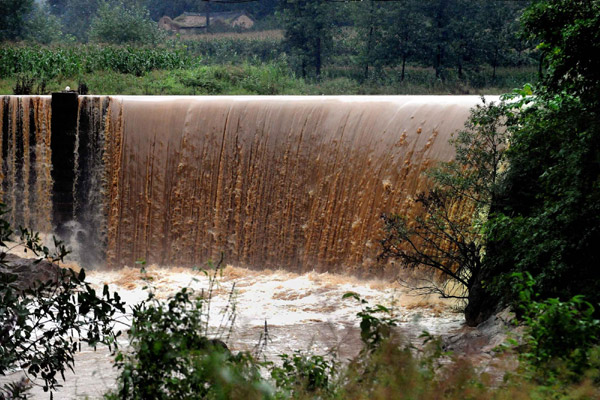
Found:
[0,253,63,291]
[200,337,229,352]
[443,307,523,358]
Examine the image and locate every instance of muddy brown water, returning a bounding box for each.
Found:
[1,95,487,272]
[1,95,506,398]
[1,265,465,399]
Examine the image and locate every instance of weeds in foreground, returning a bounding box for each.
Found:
[102,280,600,400]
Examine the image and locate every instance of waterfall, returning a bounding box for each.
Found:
[0,95,481,273]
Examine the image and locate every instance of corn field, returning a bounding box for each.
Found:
[0,45,197,80]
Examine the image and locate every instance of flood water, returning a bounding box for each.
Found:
[2,263,463,399]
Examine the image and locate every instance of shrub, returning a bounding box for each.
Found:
[270,351,337,396]
[513,272,600,380]
[108,262,271,400]
[89,1,165,46]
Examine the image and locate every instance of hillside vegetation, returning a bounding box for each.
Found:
[1,0,538,95]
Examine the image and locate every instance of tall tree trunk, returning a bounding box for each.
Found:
[401,55,406,81]
[434,0,449,80]
[435,45,441,79]
[538,52,545,80]
[364,25,373,81]
[492,47,498,80]
[364,0,375,81]
[206,0,211,33]
[315,37,322,79]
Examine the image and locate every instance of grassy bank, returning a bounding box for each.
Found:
[0,64,537,96]
[0,44,537,96]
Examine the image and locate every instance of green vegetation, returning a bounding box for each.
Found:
[107,262,268,400]
[89,1,165,45]
[104,286,600,399]
[0,204,125,398]
[0,0,33,42]
[380,98,509,307]
[0,0,538,95]
[0,41,536,95]
[1,202,599,398]
[0,45,194,80]
[378,2,600,394]
[2,0,600,398]
[482,0,600,312]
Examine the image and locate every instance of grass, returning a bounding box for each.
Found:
[0,63,538,96]
[0,40,538,95]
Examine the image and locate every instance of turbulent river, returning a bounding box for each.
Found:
[3,261,463,399]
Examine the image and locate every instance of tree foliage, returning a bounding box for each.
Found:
[483,0,600,312]
[89,1,165,45]
[0,0,34,42]
[48,0,100,41]
[279,0,337,79]
[23,2,67,45]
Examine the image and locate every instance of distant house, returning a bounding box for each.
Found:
[159,11,254,34]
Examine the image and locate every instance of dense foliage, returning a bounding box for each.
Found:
[0,0,33,42]
[0,0,537,91]
[279,0,337,79]
[481,0,600,314]
[89,1,165,45]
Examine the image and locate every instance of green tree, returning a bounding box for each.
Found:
[352,0,388,81]
[476,0,600,323]
[24,1,67,44]
[446,0,485,79]
[381,0,427,82]
[279,0,336,79]
[380,99,510,313]
[89,0,165,45]
[480,1,526,80]
[422,0,454,80]
[0,0,34,41]
[48,0,100,41]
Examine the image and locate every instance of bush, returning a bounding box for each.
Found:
[270,351,337,396]
[108,262,271,400]
[513,272,600,380]
[89,1,165,46]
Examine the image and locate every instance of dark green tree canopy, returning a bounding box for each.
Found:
[0,0,34,41]
[480,0,600,316]
[280,0,338,79]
